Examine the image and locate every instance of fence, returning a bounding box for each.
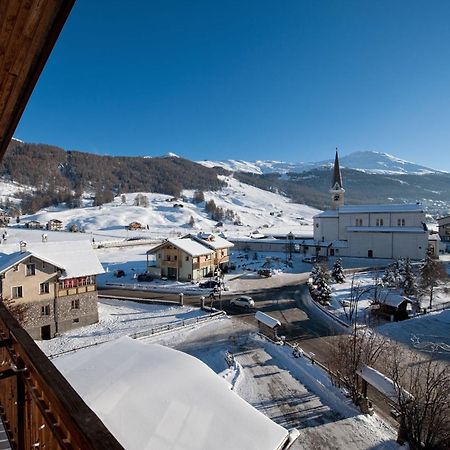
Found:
[129,311,225,340]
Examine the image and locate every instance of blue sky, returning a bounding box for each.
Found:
[15,0,450,169]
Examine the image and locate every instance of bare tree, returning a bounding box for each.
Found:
[419,248,447,309]
[387,346,450,449]
[329,327,390,404]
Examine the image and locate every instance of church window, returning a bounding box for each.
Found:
[397,218,405,227]
[376,219,384,227]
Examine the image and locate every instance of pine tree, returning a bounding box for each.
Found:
[315,277,332,305]
[419,248,447,309]
[332,258,345,283]
[401,258,416,296]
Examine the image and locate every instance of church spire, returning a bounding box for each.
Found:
[329,148,345,209]
[332,148,343,189]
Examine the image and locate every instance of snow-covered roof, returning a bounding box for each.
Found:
[314,210,339,218]
[149,238,214,257]
[191,233,234,250]
[428,233,441,241]
[357,365,412,403]
[347,226,426,234]
[54,337,289,450]
[339,204,424,214]
[0,241,104,279]
[255,311,281,328]
[0,251,32,274]
[378,293,412,308]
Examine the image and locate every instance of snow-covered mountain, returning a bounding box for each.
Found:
[199,151,443,175]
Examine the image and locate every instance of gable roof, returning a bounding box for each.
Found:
[185,233,234,250]
[0,241,104,279]
[148,238,214,257]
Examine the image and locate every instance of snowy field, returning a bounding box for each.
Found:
[16,176,317,241]
[37,298,207,357]
[378,309,450,361]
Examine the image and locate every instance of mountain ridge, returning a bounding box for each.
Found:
[199,150,444,176]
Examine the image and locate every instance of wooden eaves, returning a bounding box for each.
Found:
[0,0,75,161]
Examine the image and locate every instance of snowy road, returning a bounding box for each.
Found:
[150,318,398,450]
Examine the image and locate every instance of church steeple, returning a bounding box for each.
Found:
[331,149,343,190]
[330,148,345,209]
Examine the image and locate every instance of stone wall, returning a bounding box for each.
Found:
[55,291,99,334]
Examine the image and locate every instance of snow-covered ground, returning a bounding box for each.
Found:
[37,298,207,357]
[378,309,450,361]
[15,176,316,241]
[149,318,399,450]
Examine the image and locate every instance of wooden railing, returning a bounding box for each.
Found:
[0,302,123,450]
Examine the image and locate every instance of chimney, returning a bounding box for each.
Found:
[19,240,27,253]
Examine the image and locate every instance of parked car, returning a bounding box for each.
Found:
[230,296,255,309]
[199,280,221,289]
[302,256,318,264]
[114,269,126,278]
[258,268,273,278]
[137,273,153,282]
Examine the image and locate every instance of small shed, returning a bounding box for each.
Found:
[127,221,142,231]
[255,311,281,340]
[26,220,42,229]
[47,219,63,231]
[371,294,412,322]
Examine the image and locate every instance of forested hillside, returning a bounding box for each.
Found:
[1,140,225,213]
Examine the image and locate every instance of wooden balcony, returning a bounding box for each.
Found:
[0,303,122,449]
[57,284,96,298]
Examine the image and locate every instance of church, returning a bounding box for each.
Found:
[312,151,429,260]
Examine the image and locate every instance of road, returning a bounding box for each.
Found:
[99,283,398,428]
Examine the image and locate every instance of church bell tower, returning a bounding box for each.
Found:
[330,149,345,209]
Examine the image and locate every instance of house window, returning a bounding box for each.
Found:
[26,263,36,276]
[41,305,50,316]
[185,256,189,261]
[397,218,405,226]
[13,265,19,272]
[158,253,161,259]
[40,282,49,294]
[174,255,177,261]
[42,262,46,269]
[355,218,363,226]
[166,255,171,261]
[12,286,23,298]
[376,219,384,227]
[73,318,80,323]
[71,299,80,309]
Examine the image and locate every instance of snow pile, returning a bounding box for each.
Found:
[54,337,289,450]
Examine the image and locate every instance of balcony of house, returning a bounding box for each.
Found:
[192,259,214,270]
[57,276,96,297]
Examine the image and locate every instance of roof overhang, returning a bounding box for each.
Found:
[0,0,75,160]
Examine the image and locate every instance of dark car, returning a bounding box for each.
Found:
[199,280,221,289]
[258,268,273,277]
[137,273,153,282]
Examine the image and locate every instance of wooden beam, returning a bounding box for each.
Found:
[0,0,76,161]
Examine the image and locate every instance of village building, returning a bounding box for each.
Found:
[25,220,43,229]
[312,151,429,260]
[0,240,104,340]
[147,234,234,281]
[184,232,234,273]
[437,214,450,251]
[46,219,63,231]
[0,210,10,227]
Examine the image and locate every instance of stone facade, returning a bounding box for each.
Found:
[1,254,100,340]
